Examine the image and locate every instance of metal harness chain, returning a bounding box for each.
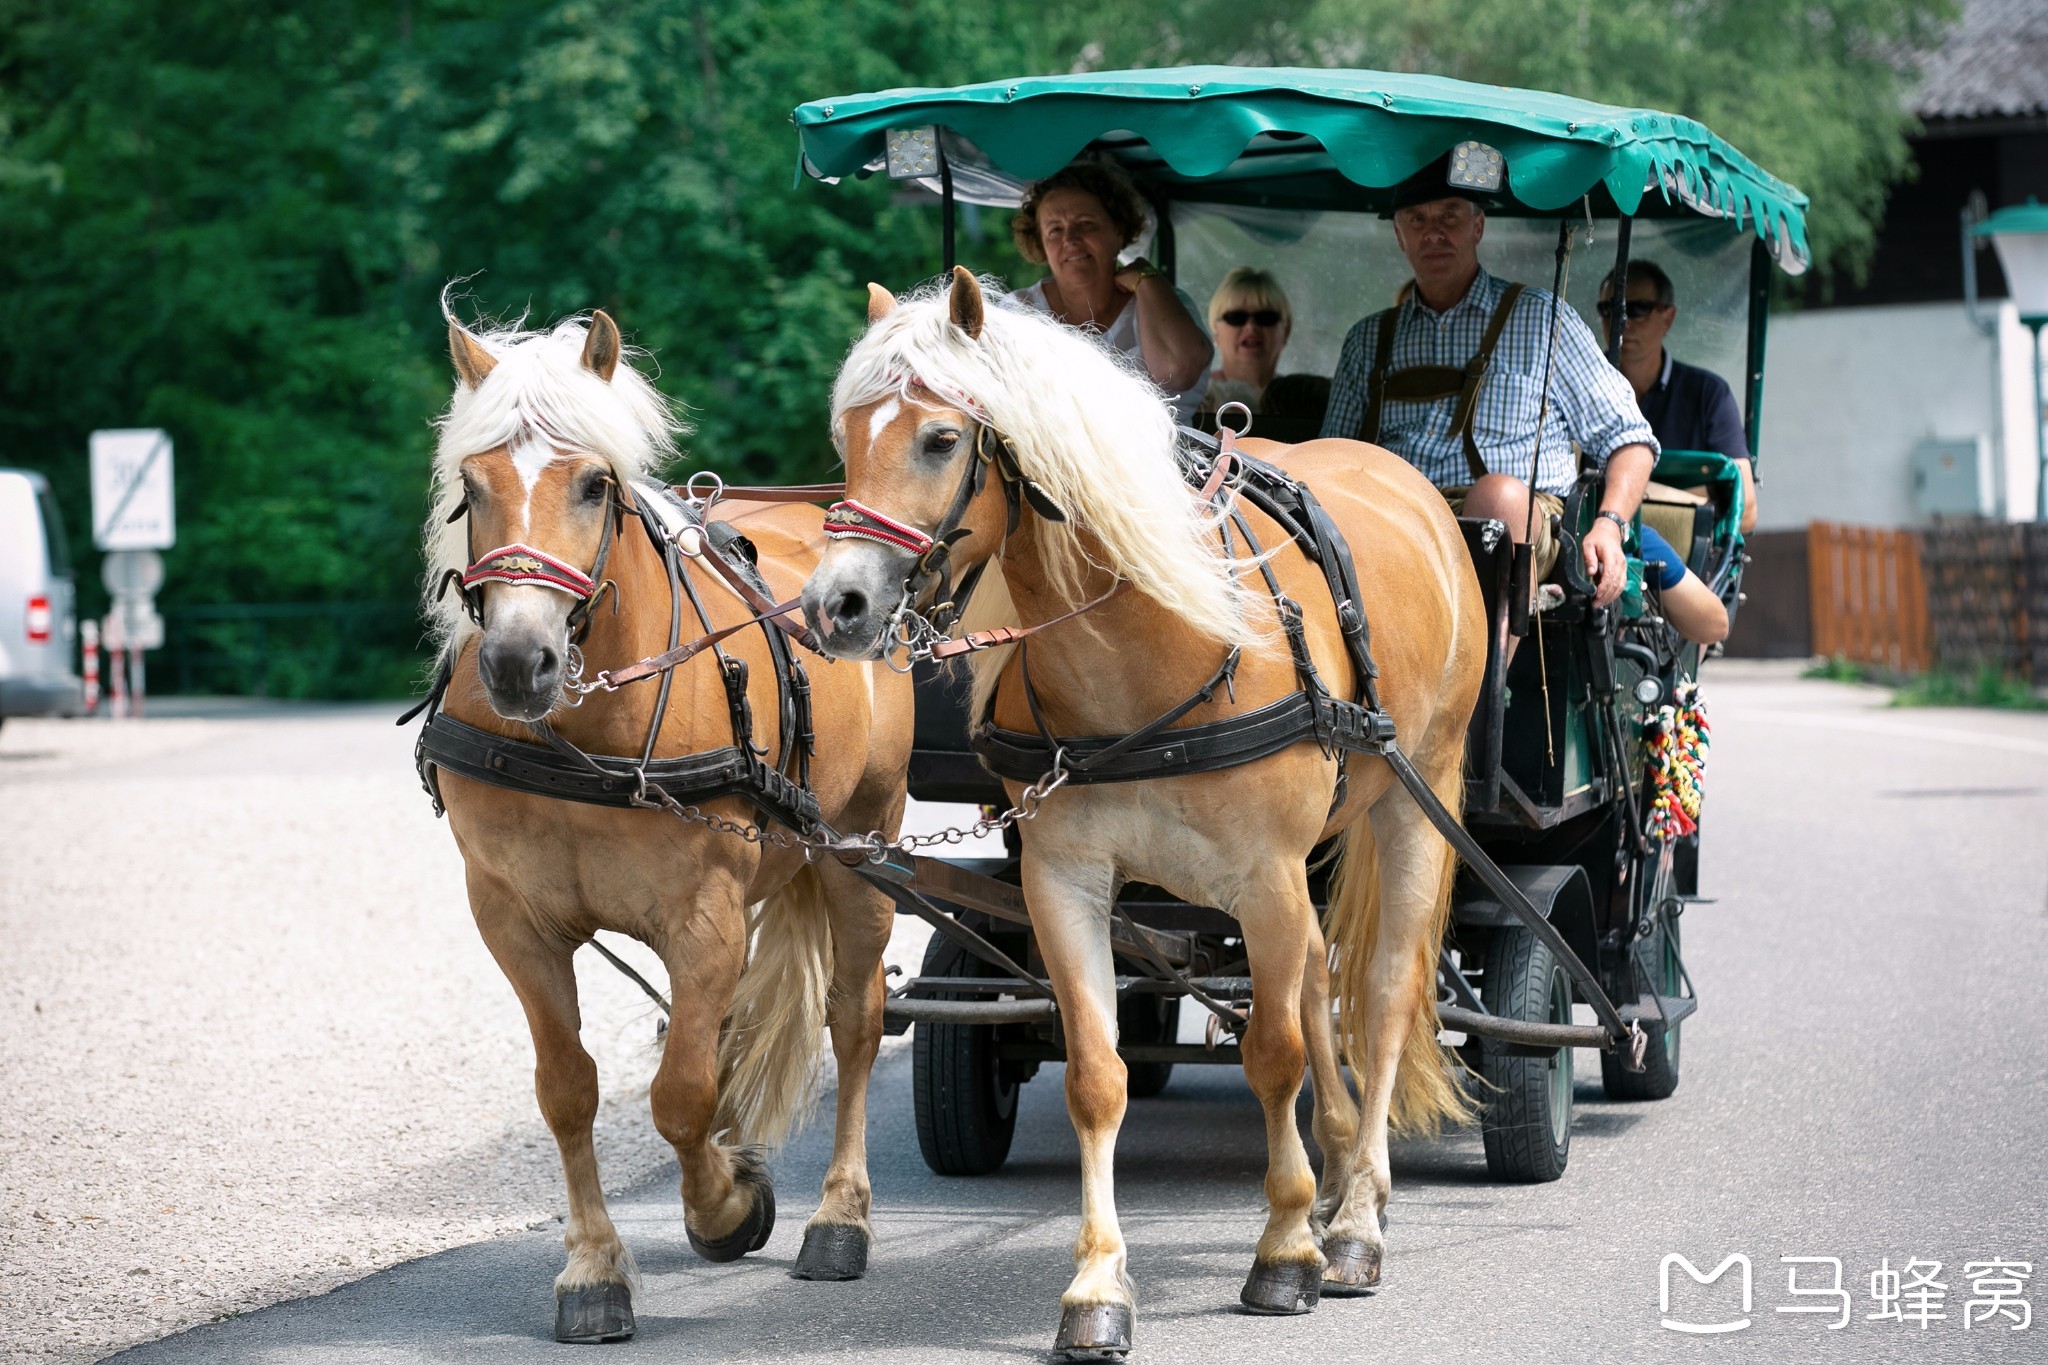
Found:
[623,747,1073,863]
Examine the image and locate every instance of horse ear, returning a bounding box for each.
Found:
[448,321,497,388]
[866,283,898,325]
[947,265,984,341]
[581,310,622,382]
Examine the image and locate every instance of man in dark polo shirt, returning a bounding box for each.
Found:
[1600,260,1758,533]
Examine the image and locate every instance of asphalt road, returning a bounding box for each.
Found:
[54,667,2048,1362]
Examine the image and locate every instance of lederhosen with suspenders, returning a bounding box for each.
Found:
[1357,282,1526,485]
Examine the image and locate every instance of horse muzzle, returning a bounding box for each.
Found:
[802,541,907,661]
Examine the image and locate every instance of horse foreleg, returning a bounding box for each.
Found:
[1027,855,1135,1360]
[471,893,635,1343]
[1232,869,1327,1316]
[649,881,772,1264]
[791,863,894,1281]
[1300,914,1359,1231]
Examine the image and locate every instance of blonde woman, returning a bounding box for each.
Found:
[1204,268,1294,412]
[1008,158,1212,421]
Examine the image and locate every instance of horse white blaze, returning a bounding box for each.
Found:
[510,434,562,538]
[865,395,901,446]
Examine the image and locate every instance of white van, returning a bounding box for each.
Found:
[0,468,84,722]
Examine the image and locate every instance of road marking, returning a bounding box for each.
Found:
[1739,708,2048,758]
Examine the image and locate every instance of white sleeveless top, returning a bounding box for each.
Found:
[1007,280,1210,423]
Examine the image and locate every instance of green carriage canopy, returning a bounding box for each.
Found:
[794,66,1810,273]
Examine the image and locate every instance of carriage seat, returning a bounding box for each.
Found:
[1637,481,1715,575]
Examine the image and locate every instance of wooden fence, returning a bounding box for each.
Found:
[1807,522,1931,674]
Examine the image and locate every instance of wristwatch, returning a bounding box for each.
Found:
[1595,510,1630,536]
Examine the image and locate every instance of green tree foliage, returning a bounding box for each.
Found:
[0,0,1949,696]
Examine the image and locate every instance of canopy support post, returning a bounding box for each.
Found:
[1603,216,1633,363]
[939,147,956,273]
[1743,236,1773,470]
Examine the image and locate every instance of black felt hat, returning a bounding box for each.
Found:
[1384,144,1507,215]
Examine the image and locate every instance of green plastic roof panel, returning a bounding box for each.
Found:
[795,66,1810,273]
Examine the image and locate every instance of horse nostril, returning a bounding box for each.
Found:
[829,589,868,628]
[532,645,561,687]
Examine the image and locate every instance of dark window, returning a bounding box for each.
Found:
[34,485,72,578]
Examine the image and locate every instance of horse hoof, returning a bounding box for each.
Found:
[1319,1236,1382,1297]
[1053,1302,1133,1360]
[687,1173,776,1263]
[1239,1258,1323,1315]
[791,1223,869,1281]
[554,1282,634,1343]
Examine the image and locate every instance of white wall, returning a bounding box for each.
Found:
[1756,300,2038,530]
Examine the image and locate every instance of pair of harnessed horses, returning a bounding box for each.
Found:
[417,268,1541,1358]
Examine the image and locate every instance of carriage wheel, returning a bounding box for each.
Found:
[911,934,1020,1176]
[1478,926,1573,1183]
[1601,912,1683,1100]
[1120,993,1180,1098]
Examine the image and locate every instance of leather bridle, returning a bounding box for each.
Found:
[437,478,625,645]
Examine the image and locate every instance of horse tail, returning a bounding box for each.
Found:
[1323,781,1473,1136]
[714,863,834,1148]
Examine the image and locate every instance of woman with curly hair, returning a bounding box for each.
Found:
[1007,158,1213,420]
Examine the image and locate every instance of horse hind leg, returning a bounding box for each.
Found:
[790,862,895,1281]
[471,890,637,1343]
[1300,912,1359,1231]
[650,873,779,1265]
[1321,783,1469,1297]
[1231,866,1328,1317]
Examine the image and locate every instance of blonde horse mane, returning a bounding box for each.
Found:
[422,296,688,649]
[832,276,1264,705]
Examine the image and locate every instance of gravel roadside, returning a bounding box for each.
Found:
[0,705,956,1365]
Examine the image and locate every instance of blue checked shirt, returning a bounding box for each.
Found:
[1319,267,1657,495]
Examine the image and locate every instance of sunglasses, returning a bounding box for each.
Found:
[1596,298,1665,321]
[1219,309,1284,327]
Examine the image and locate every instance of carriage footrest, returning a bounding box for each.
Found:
[1618,993,1696,1028]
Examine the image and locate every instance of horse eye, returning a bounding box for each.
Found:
[928,431,960,453]
[582,475,611,504]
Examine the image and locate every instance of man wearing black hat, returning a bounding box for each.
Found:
[1320,148,1658,607]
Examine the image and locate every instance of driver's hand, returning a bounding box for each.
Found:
[1582,516,1628,607]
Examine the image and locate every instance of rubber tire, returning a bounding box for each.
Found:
[1478,926,1573,1183]
[1602,913,1683,1100]
[1120,993,1180,1098]
[911,933,1020,1176]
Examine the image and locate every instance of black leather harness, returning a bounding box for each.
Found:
[407,486,821,834]
[969,433,1397,790]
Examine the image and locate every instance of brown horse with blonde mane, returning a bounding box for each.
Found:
[803,269,1486,1359]
[422,307,911,1343]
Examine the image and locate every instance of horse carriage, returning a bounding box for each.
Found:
[409,63,1804,1358]
[789,67,1804,1185]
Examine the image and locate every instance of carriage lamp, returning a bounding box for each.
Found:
[1972,198,2048,519]
[1449,141,1504,193]
[886,126,940,180]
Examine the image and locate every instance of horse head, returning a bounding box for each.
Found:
[430,307,677,721]
[803,269,1014,659]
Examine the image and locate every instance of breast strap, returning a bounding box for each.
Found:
[1360,282,1525,483]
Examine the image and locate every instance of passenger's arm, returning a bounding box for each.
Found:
[1118,269,1212,393]
[1554,303,1659,606]
[1658,571,1730,644]
[1583,444,1654,607]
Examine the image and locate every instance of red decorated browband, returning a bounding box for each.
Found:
[460,543,598,599]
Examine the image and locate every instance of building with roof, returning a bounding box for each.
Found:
[1756,0,2048,536]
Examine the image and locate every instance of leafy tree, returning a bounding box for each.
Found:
[0,0,1954,696]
